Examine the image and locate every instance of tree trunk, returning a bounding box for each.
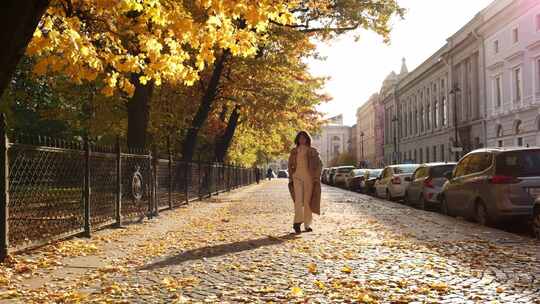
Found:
[181,51,229,161]
[214,106,240,162]
[0,0,49,99]
[127,74,154,150]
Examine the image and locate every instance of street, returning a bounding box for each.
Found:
[0,179,538,303]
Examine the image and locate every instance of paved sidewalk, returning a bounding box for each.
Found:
[0,180,539,303]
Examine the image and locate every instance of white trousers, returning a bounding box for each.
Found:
[293,175,313,228]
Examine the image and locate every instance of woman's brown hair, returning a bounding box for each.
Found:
[294,131,312,147]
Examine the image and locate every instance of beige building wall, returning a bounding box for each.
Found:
[356,94,379,167]
[312,122,352,168]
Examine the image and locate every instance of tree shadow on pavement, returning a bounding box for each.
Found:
[139,234,296,271]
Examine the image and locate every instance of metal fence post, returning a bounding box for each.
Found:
[198,156,202,200]
[152,145,159,217]
[0,114,10,260]
[167,138,172,209]
[83,137,91,237]
[184,161,189,204]
[115,136,122,227]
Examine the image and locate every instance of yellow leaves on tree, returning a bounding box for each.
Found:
[26,0,297,96]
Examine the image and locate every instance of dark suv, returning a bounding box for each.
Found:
[440,147,540,226]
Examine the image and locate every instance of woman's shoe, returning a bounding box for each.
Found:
[304,227,313,233]
[293,223,302,234]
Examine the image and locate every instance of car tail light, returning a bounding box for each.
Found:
[392,176,401,184]
[423,177,434,188]
[489,175,521,184]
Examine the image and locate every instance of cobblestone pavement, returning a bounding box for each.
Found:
[1,180,540,303]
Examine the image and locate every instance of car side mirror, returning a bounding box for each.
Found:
[444,171,453,180]
[404,176,412,182]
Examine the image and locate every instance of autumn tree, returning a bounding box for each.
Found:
[181,0,404,161]
[23,0,296,148]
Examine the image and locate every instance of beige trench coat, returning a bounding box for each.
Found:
[287,146,323,215]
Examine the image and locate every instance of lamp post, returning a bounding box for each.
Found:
[449,84,461,161]
[391,115,399,164]
[360,131,364,168]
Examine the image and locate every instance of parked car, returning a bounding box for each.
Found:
[362,169,383,195]
[277,170,289,178]
[439,147,540,226]
[404,162,456,210]
[321,168,329,183]
[345,169,367,191]
[533,199,540,240]
[375,164,420,201]
[328,168,338,185]
[333,166,355,187]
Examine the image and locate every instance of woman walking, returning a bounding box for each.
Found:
[288,131,322,234]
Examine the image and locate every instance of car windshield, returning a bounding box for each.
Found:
[368,170,383,178]
[352,170,365,176]
[430,165,456,177]
[338,167,354,173]
[394,165,418,174]
[496,150,540,177]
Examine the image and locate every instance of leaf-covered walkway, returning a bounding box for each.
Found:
[0,180,539,303]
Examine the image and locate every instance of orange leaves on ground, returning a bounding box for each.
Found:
[307,262,317,274]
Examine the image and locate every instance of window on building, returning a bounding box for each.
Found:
[494,40,499,54]
[419,148,423,163]
[426,103,430,130]
[515,120,522,135]
[409,110,413,135]
[414,108,418,134]
[434,99,439,129]
[426,147,430,163]
[498,140,503,147]
[537,58,540,94]
[514,120,524,146]
[442,97,447,126]
[497,124,503,138]
[433,146,437,162]
[537,14,540,31]
[494,75,502,107]
[420,104,424,132]
[414,150,417,162]
[512,27,519,44]
[514,67,522,103]
[440,144,444,161]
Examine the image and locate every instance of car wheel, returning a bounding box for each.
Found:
[440,196,451,216]
[533,207,540,240]
[475,201,490,226]
[403,192,410,205]
[386,190,393,202]
[418,194,426,210]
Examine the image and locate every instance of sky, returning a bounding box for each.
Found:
[308,0,495,126]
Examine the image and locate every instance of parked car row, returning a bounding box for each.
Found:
[321,147,540,240]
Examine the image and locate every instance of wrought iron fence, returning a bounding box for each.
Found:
[0,116,258,258]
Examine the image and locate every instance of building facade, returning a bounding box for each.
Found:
[381,59,408,165]
[312,115,352,167]
[356,94,380,168]
[397,46,453,164]
[482,0,540,148]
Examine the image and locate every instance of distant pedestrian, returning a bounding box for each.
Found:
[266,168,274,180]
[255,167,261,184]
[287,130,322,234]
